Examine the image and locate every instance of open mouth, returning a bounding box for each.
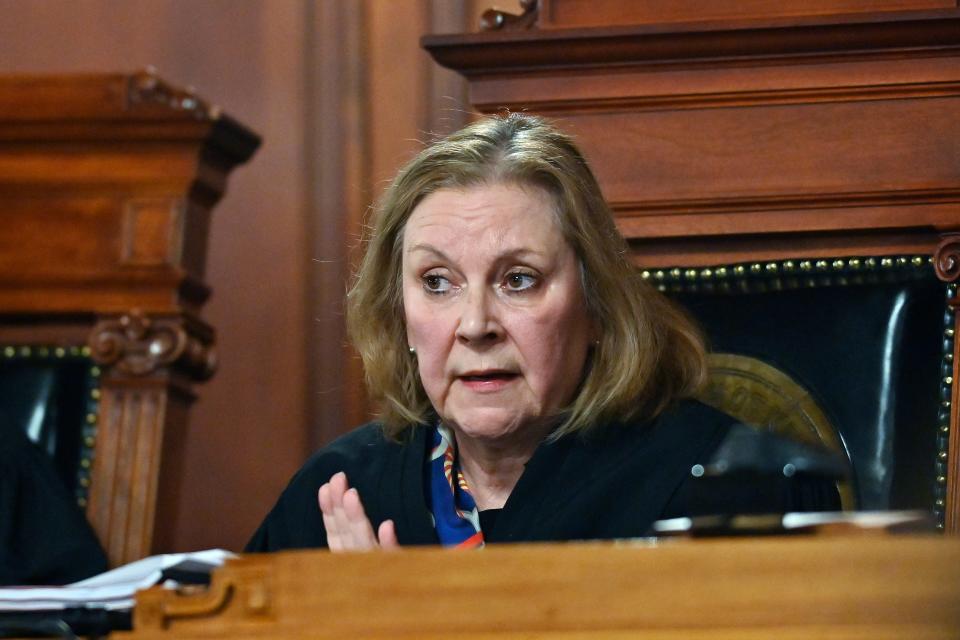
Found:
[460,371,518,382]
[458,371,519,389]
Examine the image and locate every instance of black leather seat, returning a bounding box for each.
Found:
[656,256,947,524]
[0,346,106,584]
[0,346,99,509]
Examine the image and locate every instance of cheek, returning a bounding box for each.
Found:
[511,300,593,394]
[406,299,449,347]
[404,297,454,387]
[515,323,575,383]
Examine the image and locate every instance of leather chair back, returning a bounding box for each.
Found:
[659,255,947,519]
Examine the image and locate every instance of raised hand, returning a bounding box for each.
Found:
[317,471,399,551]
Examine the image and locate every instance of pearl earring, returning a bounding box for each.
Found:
[409,346,416,355]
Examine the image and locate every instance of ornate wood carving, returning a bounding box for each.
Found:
[88,311,216,381]
[480,0,538,31]
[127,68,219,120]
[85,312,202,565]
[935,232,960,290]
[0,72,259,563]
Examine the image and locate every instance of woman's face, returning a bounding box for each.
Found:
[402,183,596,445]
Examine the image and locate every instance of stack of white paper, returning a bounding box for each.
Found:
[0,549,234,612]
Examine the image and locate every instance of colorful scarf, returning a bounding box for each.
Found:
[427,424,484,548]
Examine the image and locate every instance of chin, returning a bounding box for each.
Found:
[445,408,528,440]
[443,406,555,445]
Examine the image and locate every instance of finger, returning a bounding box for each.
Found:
[328,472,351,546]
[378,519,399,550]
[343,487,378,549]
[318,482,333,514]
[318,483,343,552]
[329,472,348,511]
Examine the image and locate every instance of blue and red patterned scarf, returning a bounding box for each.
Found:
[427,424,484,548]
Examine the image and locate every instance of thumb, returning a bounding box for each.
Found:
[377,519,399,550]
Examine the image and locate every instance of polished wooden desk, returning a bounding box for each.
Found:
[117,536,960,639]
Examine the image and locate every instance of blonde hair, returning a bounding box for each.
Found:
[347,113,706,438]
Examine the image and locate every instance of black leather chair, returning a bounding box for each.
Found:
[0,344,108,584]
[653,255,951,527]
[0,345,99,509]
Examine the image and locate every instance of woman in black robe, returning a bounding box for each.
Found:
[248,113,838,553]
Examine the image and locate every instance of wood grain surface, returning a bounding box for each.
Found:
[119,536,960,639]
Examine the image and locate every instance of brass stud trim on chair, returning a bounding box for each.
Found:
[641,253,935,294]
[935,283,956,529]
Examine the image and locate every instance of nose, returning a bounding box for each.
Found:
[455,286,503,346]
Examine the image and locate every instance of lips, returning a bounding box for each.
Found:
[457,369,519,391]
[458,369,517,381]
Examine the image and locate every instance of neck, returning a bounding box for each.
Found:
[452,422,552,511]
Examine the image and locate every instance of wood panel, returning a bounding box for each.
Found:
[424,5,960,532]
[305,0,489,446]
[0,71,258,565]
[538,0,958,29]
[0,0,497,556]
[119,537,960,638]
[0,1,309,554]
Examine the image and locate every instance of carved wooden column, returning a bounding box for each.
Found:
[0,71,259,565]
[86,312,215,562]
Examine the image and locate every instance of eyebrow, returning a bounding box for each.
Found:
[406,242,549,261]
[406,243,449,259]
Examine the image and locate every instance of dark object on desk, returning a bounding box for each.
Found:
[655,425,853,537]
[0,608,131,638]
[0,426,107,586]
[662,423,846,522]
[701,422,850,481]
[160,562,214,586]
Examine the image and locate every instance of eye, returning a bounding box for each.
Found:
[422,273,452,294]
[504,271,538,292]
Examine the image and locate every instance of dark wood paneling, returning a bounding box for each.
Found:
[0,71,258,565]
[0,0,497,556]
[539,0,957,29]
[425,5,960,531]
[0,2,304,556]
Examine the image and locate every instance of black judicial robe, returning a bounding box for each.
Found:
[246,400,839,551]
[0,428,107,585]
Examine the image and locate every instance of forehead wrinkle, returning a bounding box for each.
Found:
[404,184,569,263]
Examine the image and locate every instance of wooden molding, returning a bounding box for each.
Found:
[537,0,957,30]
[424,9,960,75]
[481,79,960,115]
[935,232,960,288]
[88,311,216,381]
[126,69,219,121]
[480,0,538,31]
